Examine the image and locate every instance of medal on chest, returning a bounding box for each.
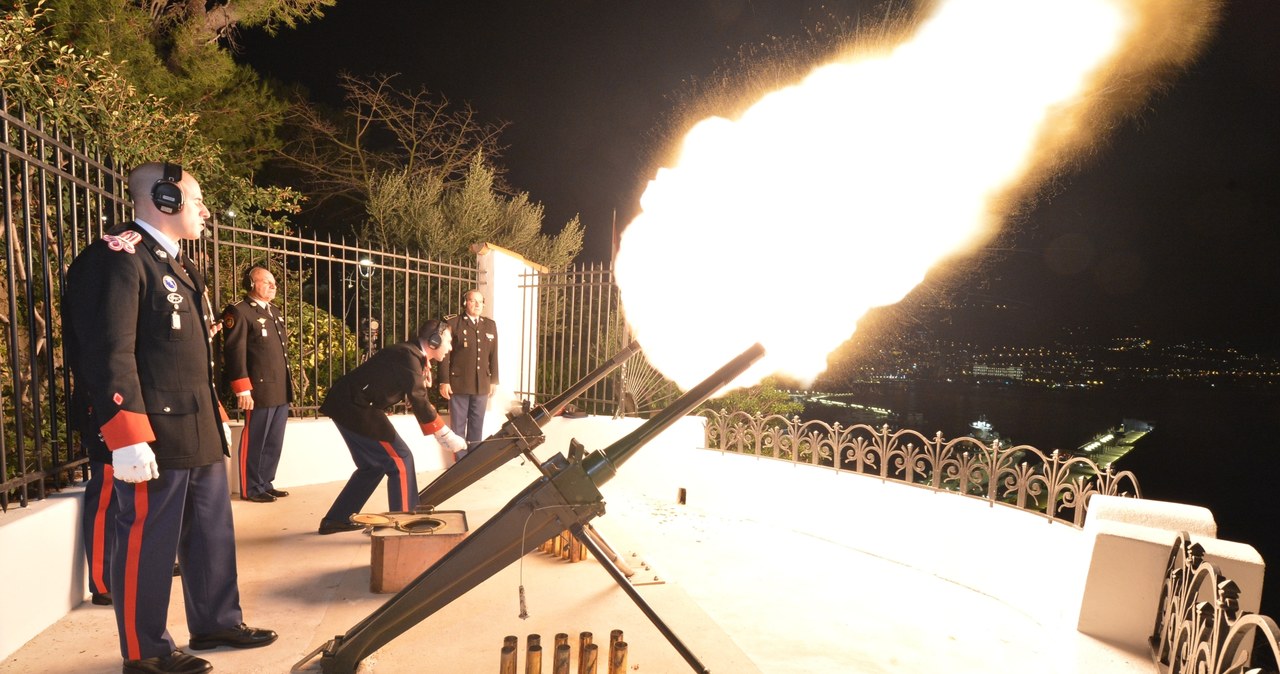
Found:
[167,291,184,331]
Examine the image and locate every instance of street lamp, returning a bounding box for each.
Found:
[343,256,378,360]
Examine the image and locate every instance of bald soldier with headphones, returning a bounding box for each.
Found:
[63,162,276,674]
[221,264,293,503]
[316,319,468,535]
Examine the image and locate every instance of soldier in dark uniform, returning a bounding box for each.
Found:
[70,380,117,606]
[63,162,276,674]
[439,289,499,451]
[221,265,293,503]
[317,319,468,534]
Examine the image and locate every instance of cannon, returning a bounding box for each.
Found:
[295,342,765,673]
[415,340,641,510]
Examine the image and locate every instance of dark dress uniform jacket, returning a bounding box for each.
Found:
[221,298,293,407]
[63,223,227,468]
[319,341,445,442]
[65,370,110,463]
[439,315,498,394]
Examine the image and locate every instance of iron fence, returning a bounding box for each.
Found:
[0,91,129,509]
[0,89,477,510]
[207,221,477,416]
[517,263,679,417]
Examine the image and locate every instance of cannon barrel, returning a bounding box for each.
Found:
[584,342,764,486]
[417,340,641,509]
[303,342,764,673]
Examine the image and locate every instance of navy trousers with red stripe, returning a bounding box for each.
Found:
[322,422,418,522]
[111,463,243,660]
[238,403,288,498]
[81,459,116,597]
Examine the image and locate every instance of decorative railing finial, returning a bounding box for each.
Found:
[1150,532,1279,674]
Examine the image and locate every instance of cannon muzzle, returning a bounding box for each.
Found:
[585,342,764,485]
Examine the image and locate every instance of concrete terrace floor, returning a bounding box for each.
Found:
[1,417,1155,674]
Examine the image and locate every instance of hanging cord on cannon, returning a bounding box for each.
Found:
[519,503,578,619]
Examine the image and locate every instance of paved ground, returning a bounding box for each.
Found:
[1,417,1153,673]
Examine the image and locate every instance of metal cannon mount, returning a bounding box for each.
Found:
[295,342,764,673]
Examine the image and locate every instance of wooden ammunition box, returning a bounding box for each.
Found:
[370,510,469,593]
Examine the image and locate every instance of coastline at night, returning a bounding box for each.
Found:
[792,328,1280,619]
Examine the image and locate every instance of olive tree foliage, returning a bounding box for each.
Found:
[1,3,302,401]
[2,1,306,267]
[3,2,203,171]
[34,0,334,173]
[367,156,584,270]
[278,73,584,269]
[697,376,803,419]
[1,1,316,488]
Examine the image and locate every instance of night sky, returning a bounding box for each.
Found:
[238,0,1280,351]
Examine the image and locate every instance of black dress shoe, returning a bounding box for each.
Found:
[244,492,276,503]
[318,518,364,535]
[91,591,112,606]
[266,488,289,498]
[173,563,181,577]
[188,623,278,650]
[122,650,211,674]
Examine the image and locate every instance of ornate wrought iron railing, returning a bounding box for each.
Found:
[1151,533,1280,673]
[700,410,1142,526]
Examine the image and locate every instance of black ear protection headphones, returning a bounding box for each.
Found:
[151,162,184,214]
[423,320,446,350]
[242,265,264,293]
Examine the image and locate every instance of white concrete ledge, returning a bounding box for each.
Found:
[1077,517,1264,651]
[1085,494,1217,538]
[0,490,86,661]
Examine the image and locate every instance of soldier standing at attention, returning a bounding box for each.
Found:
[221,264,293,503]
[439,289,499,457]
[63,161,277,674]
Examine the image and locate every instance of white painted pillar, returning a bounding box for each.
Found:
[471,243,546,435]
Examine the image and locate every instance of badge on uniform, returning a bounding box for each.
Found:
[163,275,178,292]
[257,317,268,337]
[102,231,142,254]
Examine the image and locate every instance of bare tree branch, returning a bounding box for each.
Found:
[275,72,509,214]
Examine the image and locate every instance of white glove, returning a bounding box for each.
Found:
[223,422,234,448]
[433,427,467,453]
[113,443,160,483]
